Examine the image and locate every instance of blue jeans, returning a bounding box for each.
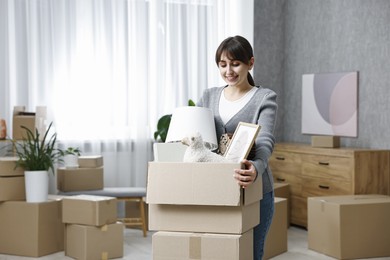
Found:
[253,191,274,260]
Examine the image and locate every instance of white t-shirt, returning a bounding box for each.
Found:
[219,87,257,124]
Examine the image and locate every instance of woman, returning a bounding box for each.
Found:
[197,35,278,260]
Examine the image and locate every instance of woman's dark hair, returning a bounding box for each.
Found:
[215,35,255,86]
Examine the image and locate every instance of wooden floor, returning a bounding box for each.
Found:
[0,226,389,259]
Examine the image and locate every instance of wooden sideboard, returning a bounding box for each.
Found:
[269,143,390,228]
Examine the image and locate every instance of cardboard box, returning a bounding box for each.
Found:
[78,155,104,168]
[0,176,26,201]
[12,115,35,140]
[311,135,340,148]
[12,106,46,140]
[273,182,290,226]
[48,194,69,201]
[0,157,24,176]
[153,229,253,260]
[149,201,259,234]
[62,195,118,226]
[65,222,124,260]
[147,162,262,206]
[263,197,288,260]
[273,182,289,199]
[308,195,390,259]
[57,167,104,191]
[0,200,64,257]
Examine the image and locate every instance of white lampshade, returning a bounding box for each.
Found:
[165,106,218,150]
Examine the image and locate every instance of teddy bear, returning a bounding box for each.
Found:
[181,132,231,163]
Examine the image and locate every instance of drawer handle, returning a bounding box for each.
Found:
[319,185,330,189]
[276,157,285,161]
[276,177,286,182]
[318,162,329,166]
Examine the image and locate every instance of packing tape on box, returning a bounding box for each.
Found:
[320,200,326,212]
[101,252,108,260]
[189,236,201,259]
[100,225,108,232]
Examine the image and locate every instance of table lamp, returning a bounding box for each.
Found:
[165,106,218,151]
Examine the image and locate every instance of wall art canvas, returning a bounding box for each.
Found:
[302,71,358,137]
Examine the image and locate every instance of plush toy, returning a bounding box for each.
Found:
[181,132,231,162]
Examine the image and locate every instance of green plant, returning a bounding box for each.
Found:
[12,122,62,173]
[154,114,172,142]
[59,147,81,156]
[154,99,195,142]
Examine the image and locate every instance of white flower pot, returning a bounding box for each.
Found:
[64,154,79,169]
[24,170,49,203]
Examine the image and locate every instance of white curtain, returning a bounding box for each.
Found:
[0,0,253,192]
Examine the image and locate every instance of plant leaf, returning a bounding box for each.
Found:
[12,122,59,174]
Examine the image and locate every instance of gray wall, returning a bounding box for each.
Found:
[254,0,390,149]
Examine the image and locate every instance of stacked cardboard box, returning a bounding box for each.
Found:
[153,230,253,260]
[308,195,390,259]
[57,155,104,191]
[147,162,263,259]
[263,197,288,260]
[0,199,64,257]
[78,155,104,168]
[0,157,64,257]
[0,157,25,201]
[12,106,46,140]
[62,195,124,259]
[261,182,290,259]
[273,182,290,226]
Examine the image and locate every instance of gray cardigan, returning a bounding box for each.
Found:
[197,86,278,194]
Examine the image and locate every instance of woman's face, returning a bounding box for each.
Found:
[218,52,253,88]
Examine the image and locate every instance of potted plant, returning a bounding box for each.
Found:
[59,146,81,169]
[154,99,195,142]
[12,122,62,202]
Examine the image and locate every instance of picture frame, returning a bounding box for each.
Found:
[224,122,261,163]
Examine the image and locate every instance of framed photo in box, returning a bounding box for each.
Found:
[224,122,261,163]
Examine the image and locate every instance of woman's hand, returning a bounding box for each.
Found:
[233,159,257,188]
